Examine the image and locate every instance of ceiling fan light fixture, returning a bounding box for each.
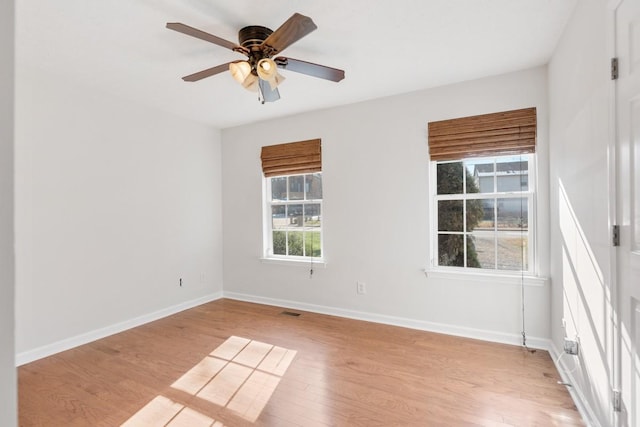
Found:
[257,58,276,79]
[267,72,285,90]
[229,61,252,84]
[242,74,259,92]
[167,13,345,102]
[257,58,285,90]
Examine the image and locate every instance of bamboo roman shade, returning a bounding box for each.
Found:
[428,107,537,161]
[261,139,322,177]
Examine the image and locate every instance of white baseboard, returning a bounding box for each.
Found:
[15,292,223,366]
[548,343,600,427]
[223,291,552,350]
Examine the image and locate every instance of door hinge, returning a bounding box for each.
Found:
[612,225,620,247]
[613,390,622,412]
[611,57,619,80]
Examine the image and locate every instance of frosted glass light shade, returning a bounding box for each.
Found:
[242,74,259,92]
[257,58,285,90]
[229,61,252,84]
[257,58,277,80]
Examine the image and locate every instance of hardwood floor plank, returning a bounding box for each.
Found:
[232,341,273,369]
[210,336,250,361]
[166,407,216,427]
[19,299,584,426]
[197,363,253,407]
[227,371,280,422]
[121,396,183,427]
[257,346,295,376]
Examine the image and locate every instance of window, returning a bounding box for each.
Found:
[433,155,533,272]
[266,173,323,259]
[261,139,323,261]
[427,107,537,274]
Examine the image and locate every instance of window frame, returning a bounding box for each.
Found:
[429,154,537,275]
[263,172,324,262]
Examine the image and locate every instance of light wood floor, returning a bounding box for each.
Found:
[19,299,584,426]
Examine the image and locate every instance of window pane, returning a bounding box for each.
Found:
[289,176,304,200]
[287,204,303,227]
[438,200,463,232]
[464,161,483,194]
[438,234,464,266]
[467,160,495,193]
[271,177,287,201]
[306,173,322,200]
[433,156,533,272]
[478,199,495,229]
[469,231,496,269]
[497,198,527,230]
[273,231,286,255]
[288,231,303,256]
[305,231,321,257]
[497,234,528,271]
[271,205,286,229]
[496,158,528,192]
[465,199,484,232]
[268,173,323,260]
[304,204,321,227]
[437,162,463,194]
[466,235,481,268]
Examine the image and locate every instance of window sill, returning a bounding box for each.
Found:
[260,257,327,268]
[423,268,547,287]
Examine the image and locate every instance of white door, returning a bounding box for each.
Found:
[616,0,640,425]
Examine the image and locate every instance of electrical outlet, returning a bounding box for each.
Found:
[357,282,366,295]
[200,272,205,283]
[563,338,579,355]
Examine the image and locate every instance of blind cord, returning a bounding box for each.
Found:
[309,213,314,279]
[309,235,314,279]
[519,155,534,353]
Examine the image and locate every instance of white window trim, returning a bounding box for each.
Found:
[262,173,325,263]
[423,268,547,287]
[260,257,327,267]
[427,154,539,277]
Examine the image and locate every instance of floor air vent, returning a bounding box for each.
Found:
[280,311,301,317]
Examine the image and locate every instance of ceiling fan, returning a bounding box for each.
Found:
[166,13,345,103]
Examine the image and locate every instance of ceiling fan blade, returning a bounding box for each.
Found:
[259,79,280,102]
[166,22,242,52]
[262,13,317,54]
[275,57,345,82]
[182,62,234,82]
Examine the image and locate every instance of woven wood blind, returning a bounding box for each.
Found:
[261,139,321,177]
[428,107,536,161]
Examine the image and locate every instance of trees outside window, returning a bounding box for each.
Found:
[434,155,533,272]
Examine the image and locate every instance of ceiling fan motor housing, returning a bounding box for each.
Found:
[239,26,273,50]
[238,25,275,72]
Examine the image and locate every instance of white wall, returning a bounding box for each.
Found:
[14,63,223,361]
[222,66,551,345]
[0,0,16,424]
[548,1,612,425]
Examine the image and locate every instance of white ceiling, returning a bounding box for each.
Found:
[16,0,576,129]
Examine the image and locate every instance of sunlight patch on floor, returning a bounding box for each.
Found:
[178,335,297,422]
[121,396,221,427]
[121,336,297,425]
